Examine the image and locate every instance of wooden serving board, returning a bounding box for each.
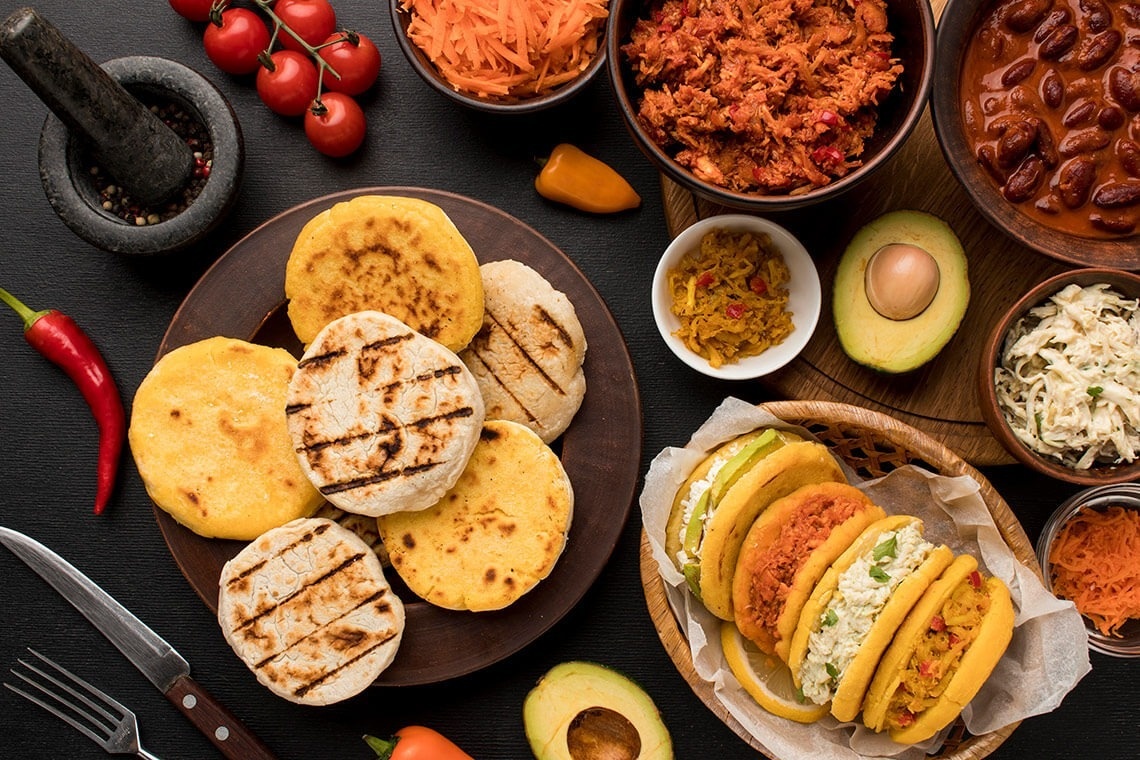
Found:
[661,0,1072,467]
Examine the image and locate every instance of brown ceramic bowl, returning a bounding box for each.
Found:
[606,0,934,211]
[389,0,607,114]
[978,268,1140,485]
[933,0,1140,269]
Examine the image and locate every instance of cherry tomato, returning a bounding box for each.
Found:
[203,8,270,75]
[318,32,382,95]
[168,0,224,22]
[304,92,366,157]
[274,0,337,53]
[257,50,320,116]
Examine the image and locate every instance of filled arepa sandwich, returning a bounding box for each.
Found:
[731,482,886,660]
[666,429,846,620]
[787,514,954,722]
[862,553,1015,744]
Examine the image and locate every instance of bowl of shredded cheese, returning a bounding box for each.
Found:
[1037,484,1140,657]
[390,0,610,113]
[978,268,1140,485]
[651,214,821,380]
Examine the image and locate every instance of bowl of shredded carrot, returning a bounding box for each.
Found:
[390,0,611,113]
[1037,483,1140,657]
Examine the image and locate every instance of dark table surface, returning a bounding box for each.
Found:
[0,1,1133,758]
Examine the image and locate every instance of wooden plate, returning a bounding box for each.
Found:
[152,187,643,686]
[641,399,1037,759]
[660,0,1071,467]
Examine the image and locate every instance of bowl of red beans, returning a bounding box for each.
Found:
[933,0,1140,269]
[606,0,935,210]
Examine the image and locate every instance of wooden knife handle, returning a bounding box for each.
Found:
[165,674,278,760]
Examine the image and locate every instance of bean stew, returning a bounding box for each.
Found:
[961,0,1140,238]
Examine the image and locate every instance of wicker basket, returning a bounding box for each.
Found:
[640,400,1038,759]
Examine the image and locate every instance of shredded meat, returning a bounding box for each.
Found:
[622,0,902,195]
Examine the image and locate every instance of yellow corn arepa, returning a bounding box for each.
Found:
[128,336,322,540]
[379,419,573,612]
[284,194,484,351]
[698,440,847,621]
[460,259,587,444]
[731,482,886,660]
[218,517,405,706]
[786,514,954,723]
[862,553,1015,744]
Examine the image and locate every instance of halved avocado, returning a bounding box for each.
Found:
[833,210,969,374]
[523,661,673,760]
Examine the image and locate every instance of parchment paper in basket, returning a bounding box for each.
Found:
[640,397,1091,760]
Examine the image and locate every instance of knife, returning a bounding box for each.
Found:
[0,526,278,760]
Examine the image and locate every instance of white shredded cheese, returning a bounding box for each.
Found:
[993,283,1140,469]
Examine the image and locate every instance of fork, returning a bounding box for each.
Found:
[4,648,162,759]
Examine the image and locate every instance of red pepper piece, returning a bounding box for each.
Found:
[0,287,125,514]
[749,275,767,295]
[696,271,715,288]
[929,614,946,632]
[725,302,746,319]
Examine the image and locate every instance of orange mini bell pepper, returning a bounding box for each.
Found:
[535,143,641,213]
[364,727,473,760]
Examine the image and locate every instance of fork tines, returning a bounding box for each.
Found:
[4,647,140,753]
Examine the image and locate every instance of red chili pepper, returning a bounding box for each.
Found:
[364,727,473,760]
[0,287,125,515]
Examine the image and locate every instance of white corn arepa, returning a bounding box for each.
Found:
[284,194,484,351]
[285,310,485,517]
[314,500,389,566]
[128,336,322,541]
[460,259,587,443]
[218,517,404,705]
[379,419,573,611]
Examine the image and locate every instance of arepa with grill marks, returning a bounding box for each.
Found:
[218,517,405,705]
[460,260,587,443]
[285,310,485,517]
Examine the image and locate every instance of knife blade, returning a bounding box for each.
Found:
[0,526,277,760]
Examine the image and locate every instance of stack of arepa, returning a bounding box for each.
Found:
[128,195,588,704]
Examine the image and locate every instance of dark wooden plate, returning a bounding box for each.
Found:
[152,187,643,686]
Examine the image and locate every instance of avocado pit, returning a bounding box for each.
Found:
[566,706,641,760]
[864,243,940,321]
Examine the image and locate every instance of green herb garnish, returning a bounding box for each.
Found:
[872,535,898,561]
[822,609,839,627]
[870,565,891,583]
[1088,386,1104,398]
[825,662,840,681]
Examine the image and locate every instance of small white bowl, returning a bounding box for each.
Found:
[651,215,821,380]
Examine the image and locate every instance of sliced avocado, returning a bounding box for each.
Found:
[523,661,673,760]
[833,210,969,374]
[706,429,782,504]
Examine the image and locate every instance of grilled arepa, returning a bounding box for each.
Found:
[284,194,484,351]
[218,517,405,705]
[379,419,573,611]
[459,259,587,443]
[129,336,323,540]
[285,310,485,517]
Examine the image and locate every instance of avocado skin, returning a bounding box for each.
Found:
[523,661,673,760]
[833,210,969,374]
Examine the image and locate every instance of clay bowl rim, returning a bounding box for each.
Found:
[38,55,243,256]
[977,267,1140,486]
[931,0,1140,270]
[387,0,608,115]
[605,0,936,211]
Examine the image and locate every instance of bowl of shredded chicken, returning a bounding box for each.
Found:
[979,269,1140,485]
[652,215,821,380]
[607,0,934,210]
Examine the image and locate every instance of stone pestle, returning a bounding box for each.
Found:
[0,6,194,207]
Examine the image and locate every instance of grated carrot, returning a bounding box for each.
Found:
[401,0,609,98]
[1048,505,1140,637]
